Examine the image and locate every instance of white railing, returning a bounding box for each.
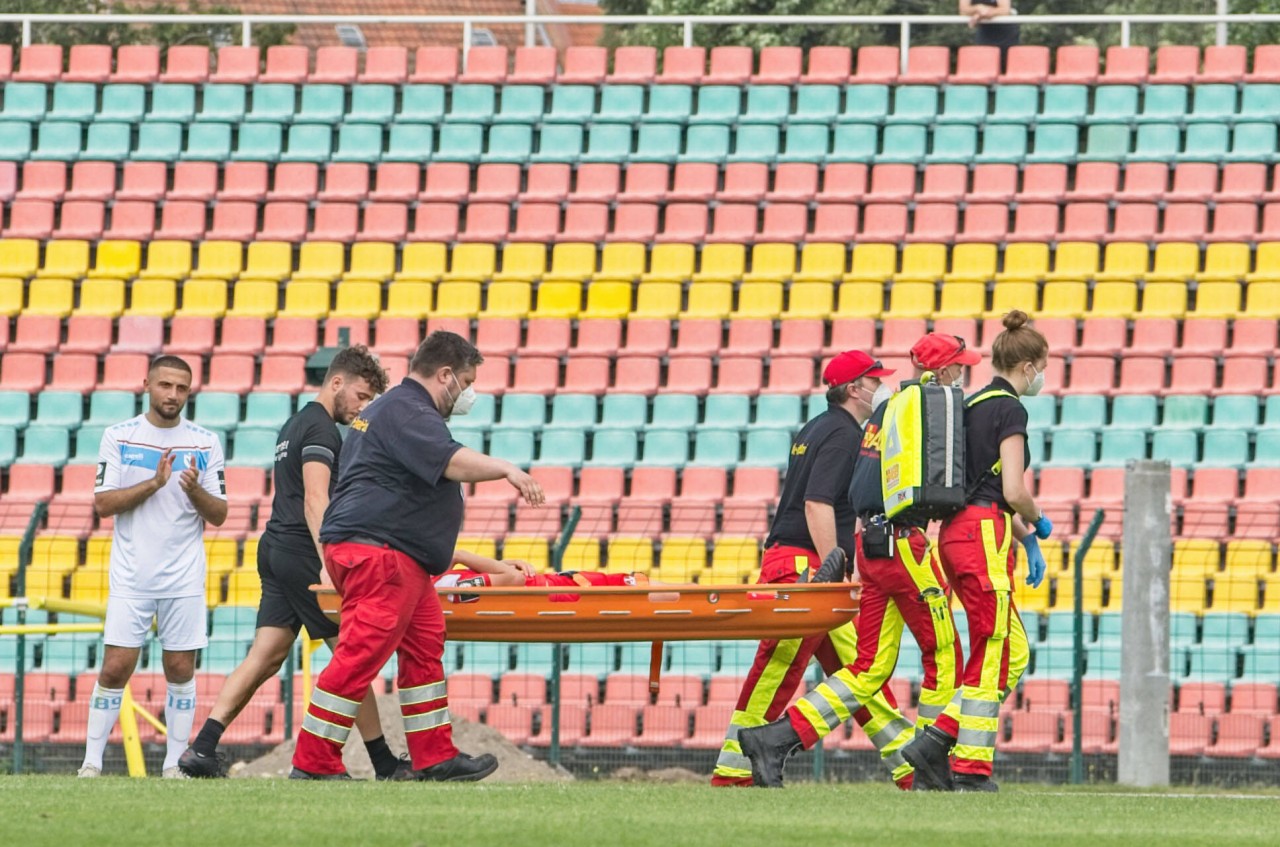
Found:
[0,13,1276,69]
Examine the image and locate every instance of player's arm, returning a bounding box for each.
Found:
[803,434,854,561]
[181,438,228,526]
[999,434,1038,530]
[444,448,544,506]
[452,547,533,582]
[302,462,332,565]
[94,446,174,517]
[803,501,839,562]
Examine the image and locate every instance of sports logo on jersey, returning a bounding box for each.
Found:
[96,462,106,486]
[350,417,369,432]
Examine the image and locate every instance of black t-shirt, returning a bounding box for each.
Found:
[765,403,861,558]
[320,378,465,574]
[965,377,1030,513]
[973,0,1020,48]
[847,400,888,519]
[262,401,341,555]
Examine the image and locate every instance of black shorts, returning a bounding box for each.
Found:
[256,533,338,640]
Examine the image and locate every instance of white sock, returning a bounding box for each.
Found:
[83,684,124,770]
[164,680,197,770]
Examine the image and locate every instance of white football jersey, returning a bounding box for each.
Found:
[96,415,226,599]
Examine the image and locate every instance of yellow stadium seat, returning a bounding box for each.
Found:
[1076,537,1115,576]
[886,280,936,318]
[561,538,602,570]
[641,244,696,282]
[1223,540,1272,576]
[995,242,1050,281]
[731,281,783,319]
[226,569,262,606]
[189,241,243,280]
[692,244,746,283]
[1039,280,1088,318]
[139,240,192,280]
[384,280,433,318]
[1194,242,1248,282]
[0,277,22,316]
[0,239,40,279]
[501,536,550,571]
[69,568,110,603]
[1263,579,1280,612]
[1191,281,1241,318]
[657,539,708,583]
[87,240,142,280]
[782,281,835,319]
[24,569,68,599]
[1139,280,1188,318]
[1211,573,1260,612]
[39,240,90,279]
[1088,280,1139,318]
[1051,571,1103,612]
[32,536,80,572]
[241,241,294,282]
[204,537,239,574]
[1243,281,1280,318]
[205,572,224,606]
[631,280,683,319]
[844,243,897,282]
[85,536,112,569]
[292,242,346,282]
[394,242,448,282]
[1093,242,1149,282]
[985,279,1038,317]
[442,243,497,282]
[278,280,331,319]
[546,243,597,280]
[227,279,280,318]
[834,280,884,318]
[24,277,74,316]
[606,538,654,576]
[1244,241,1280,283]
[344,242,397,281]
[432,280,482,318]
[597,242,647,281]
[934,280,986,319]
[480,280,532,319]
[242,536,259,568]
[1104,573,1123,608]
[793,243,847,281]
[0,536,17,573]
[944,243,998,283]
[894,243,947,282]
[455,536,498,560]
[1044,242,1100,281]
[332,279,382,319]
[1174,539,1221,579]
[582,280,632,319]
[1035,538,1067,572]
[530,280,583,319]
[1170,575,1208,612]
[1144,242,1200,282]
[128,278,178,317]
[75,277,126,317]
[709,538,760,584]
[681,280,733,319]
[492,243,547,282]
[1013,575,1050,613]
[741,243,797,283]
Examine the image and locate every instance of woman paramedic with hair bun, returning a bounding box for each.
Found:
[899,309,1053,792]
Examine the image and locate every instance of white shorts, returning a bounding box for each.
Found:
[104,594,208,651]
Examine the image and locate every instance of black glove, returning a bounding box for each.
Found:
[811,548,849,584]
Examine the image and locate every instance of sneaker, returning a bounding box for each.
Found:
[376,756,414,782]
[900,725,955,792]
[177,747,227,779]
[288,767,354,781]
[161,767,190,780]
[393,752,498,783]
[953,773,999,793]
[738,719,803,788]
[76,765,101,779]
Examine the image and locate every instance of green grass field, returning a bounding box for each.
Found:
[2,779,1278,847]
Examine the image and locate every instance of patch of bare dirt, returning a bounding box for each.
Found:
[608,766,704,783]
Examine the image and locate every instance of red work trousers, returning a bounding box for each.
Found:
[292,541,458,775]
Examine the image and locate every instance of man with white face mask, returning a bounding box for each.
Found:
[291,331,544,782]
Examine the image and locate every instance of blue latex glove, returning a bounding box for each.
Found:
[1022,536,1047,589]
[1032,512,1053,540]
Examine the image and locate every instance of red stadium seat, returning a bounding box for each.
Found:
[767,163,821,204]
[760,203,808,243]
[568,163,620,204]
[207,202,259,241]
[309,46,358,85]
[204,354,255,394]
[268,319,317,357]
[100,352,151,392]
[1169,713,1212,756]
[17,161,66,202]
[664,356,714,395]
[213,316,267,356]
[670,321,721,358]
[9,316,61,355]
[53,201,106,241]
[608,46,657,84]
[1179,682,1227,715]
[610,203,659,242]
[261,45,309,84]
[210,46,260,84]
[156,161,212,203]
[509,203,560,242]
[1064,356,1117,396]
[658,46,706,85]
[815,162,867,204]
[460,46,508,84]
[900,46,950,85]
[111,45,160,84]
[1016,163,1069,203]
[1050,45,1100,84]
[104,200,156,241]
[1118,356,1170,395]
[705,203,757,244]
[512,356,561,394]
[1226,320,1277,358]
[420,162,470,203]
[705,46,753,85]
[1208,203,1259,242]
[1215,163,1266,203]
[1198,45,1247,84]
[668,162,716,203]
[753,46,802,85]
[165,316,216,357]
[559,46,607,85]
[956,203,1009,244]
[1157,204,1209,243]
[1163,163,1215,203]
[14,44,62,83]
[1009,203,1058,242]
[5,199,55,239]
[510,46,557,85]
[1209,714,1266,758]
[161,45,210,84]
[920,163,969,204]
[951,45,1001,84]
[1151,45,1200,85]
[1002,711,1059,754]
[712,357,764,395]
[1109,203,1159,242]
[906,203,958,243]
[360,47,409,84]
[630,468,677,505]
[409,203,460,242]
[722,320,772,359]
[317,163,369,203]
[616,319,667,358]
[1101,45,1149,84]
[1230,683,1278,715]
[998,45,1051,84]
[216,162,268,202]
[867,163,916,204]
[580,704,637,747]
[857,203,906,242]
[1126,319,1176,356]
[612,357,660,395]
[109,315,164,355]
[1112,162,1167,202]
[1059,203,1108,242]
[411,47,459,85]
[1246,44,1280,83]
[854,46,899,84]
[802,46,852,84]
[267,162,319,203]
[257,202,308,242]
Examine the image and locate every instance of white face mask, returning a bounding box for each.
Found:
[449,373,477,417]
[1023,365,1045,397]
[871,383,894,410]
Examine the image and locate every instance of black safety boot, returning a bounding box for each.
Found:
[811,547,849,584]
[394,751,499,782]
[738,719,803,788]
[900,724,955,791]
[953,773,999,793]
[177,746,227,779]
[376,755,414,782]
[288,767,354,780]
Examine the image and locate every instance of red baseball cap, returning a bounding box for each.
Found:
[823,351,895,387]
[910,333,982,370]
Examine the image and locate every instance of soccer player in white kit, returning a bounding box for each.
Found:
[79,356,227,778]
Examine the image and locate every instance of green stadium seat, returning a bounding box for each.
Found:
[0,391,32,428]
[637,428,690,468]
[936,84,988,125]
[447,84,497,123]
[132,122,182,162]
[725,125,777,164]
[82,122,132,161]
[1079,123,1131,161]
[20,426,71,467]
[1098,430,1148,466]
[1136,85,1188,124]
[682,123,732,164]
[534,123,587,163]
[645,85,694,124]
[198,84,247,123]
[347,84,396,124]
[743,428,792,469]
[690,85,742,124]
[243,392,292,430]
[1057,395,1106,430]
[1201,431,1250,468]
[1238,84,1280,122]
[494,85,545,124]
[31,122,82,161]
[147,84,196,122]
[840,84,890,124]
[1162,395,1210,429]
[828,123,878,162]
[545,85,595,124]
[689,428,739,467]
[1026,431,1047,466]
[1184,645,1239,682]
[925,124,978,164]
[1047,430,1097,466]
[599,394,648,430]
[534,429,586,467]
[886,85,938,124]
[597,85,645,124]
[98,84,146,123]
[34,391,84,428]
[988,84,1038,125]
[632,123,682,163]
[1025,123,1080,163]
[791,85,840,124]
[0,82,48,122]
[1212,396,1260,430]
[666,642,719,675]
[397,85,447,124]
[498,393,547,432]
[752,395,802,430]
[482,124,533,164]
[182,122,233,161]
[232,122,284,161]
[246,83,297,123]
[434,123,484,163]
[295,84,346,124]
[1186,84,1237,124]
[588,430,639,467]
[86,391,136,426]
[1129,123,1182,162]
[332,123,384,163]
[383,124,434,162]
[1239,647,1280,680]
[741,85,790,125]
[71,425,105,464]
[703,395,752,429]
[194,392,242,431]
[448,394,495,433]
[807,394,826,420]
[1039,85,1089,124]
[1087,85,1139,124]
[0,122,32,160]
[1084,645,1122,678]
[650,394,700,433]
[1177,123,1230,163]
[878,124,927,164]
[777,123,828,163]
[1110,395,1159,430]
[975,123,1027,164]
[1151,430,1199,468]
[0,426,18,466]
[281,124,333,162]
[1022,395,1056,432]
[489,430,536,467]
[546,394,598,430]
[1225,122,1278,162]
[49,83,97,123]
[229,428,280,468]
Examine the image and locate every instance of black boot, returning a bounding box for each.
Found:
[288,767,354,781]
[177,747,227,778]
[811,548,849,584]
[738,719,803,788]
[394,752,499,783]
[953,773,999,793]
[900,725,955,791]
